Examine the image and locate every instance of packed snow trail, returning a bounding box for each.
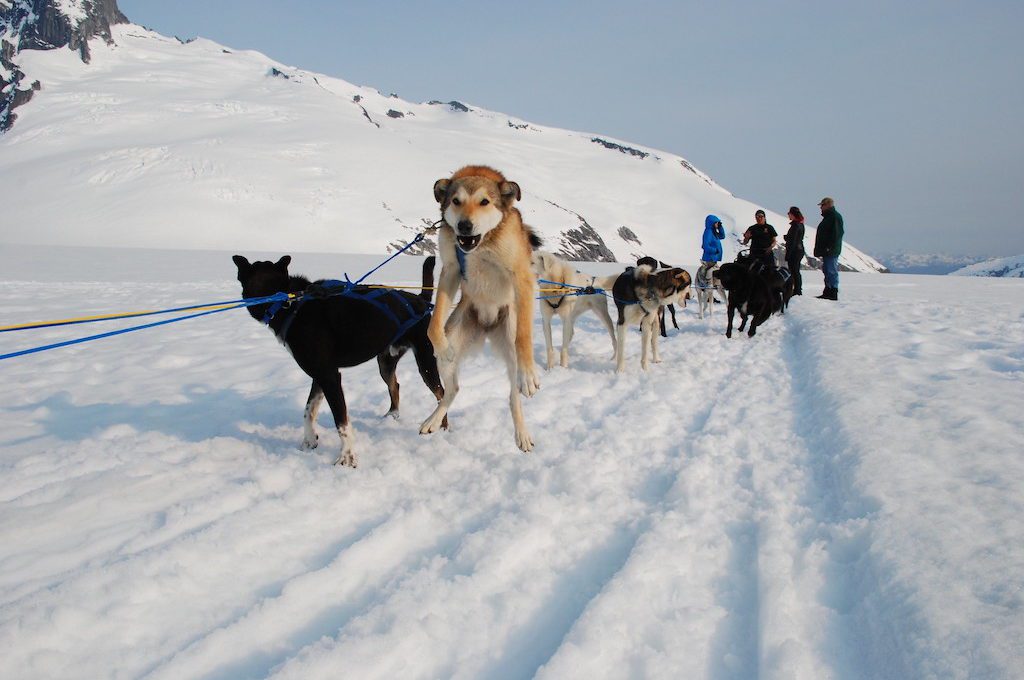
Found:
[1,249,1022,679]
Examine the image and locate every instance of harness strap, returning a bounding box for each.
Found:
[264,280,432,346]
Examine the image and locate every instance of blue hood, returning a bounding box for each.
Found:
[705,214,721,230]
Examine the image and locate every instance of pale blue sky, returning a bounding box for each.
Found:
[118,0,1024,258]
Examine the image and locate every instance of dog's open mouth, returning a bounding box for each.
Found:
[456,234,481,252]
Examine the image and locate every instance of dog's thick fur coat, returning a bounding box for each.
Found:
[532,250,618,369]
[713,261,777,338]
[419,166,542,452]
[234,255,444,467]
[636,256,690,336]
[611,265,690,372]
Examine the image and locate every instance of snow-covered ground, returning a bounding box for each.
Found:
[1,246,1021,680]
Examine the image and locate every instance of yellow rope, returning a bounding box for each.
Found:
[1,284,576,332]
[0,296,298,332]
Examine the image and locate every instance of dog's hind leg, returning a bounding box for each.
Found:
[558,305,577,368]
[589,299,617,359]
[377,350,403,419]
[726,301,735,338]
[668,303,679,329]
[540,304,557,370]
[615,321,628,373]
[641,315,655,370]
[302,381,324,450]
[491,323,533,452]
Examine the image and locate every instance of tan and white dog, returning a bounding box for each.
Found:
[531,250,618,369]
[419,165,542,452]
[610,265,691,372]
[694,262,726,320]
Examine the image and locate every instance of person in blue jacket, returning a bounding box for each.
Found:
[697,214,726,291]
[701,214,725,264]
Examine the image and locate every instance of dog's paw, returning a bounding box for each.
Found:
[333,452,358,468]
[559,353,569,368]
[515,428,534,453]
[301,434,319,450]
[385,409,400,420]
[518,366,541,397]
[420,408,447,435]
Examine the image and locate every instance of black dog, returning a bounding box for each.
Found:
[713,262,777,338]
[734,252,794,314]
[233,255,445,467]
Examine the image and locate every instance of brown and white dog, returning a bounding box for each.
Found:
[611,265,691,372]
[531,250,618,369]
[419,165,542,452]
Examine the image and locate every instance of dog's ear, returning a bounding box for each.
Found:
[499,181,521,203]
[275,255,291,271]
[232,255,251,274]
[433,178,451,204]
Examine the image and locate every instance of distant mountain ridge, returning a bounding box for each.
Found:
[875,252,988,275]
[949,255,1024,278]
[0,0,885,272]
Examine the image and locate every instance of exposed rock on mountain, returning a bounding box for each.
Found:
[1,0,127,129]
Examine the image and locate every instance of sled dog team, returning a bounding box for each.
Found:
[234,165,778,467]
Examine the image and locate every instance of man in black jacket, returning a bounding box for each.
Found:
[742,210,778,268]
[813,197,844,300]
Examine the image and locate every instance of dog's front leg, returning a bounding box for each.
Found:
[726,302,735,338]
[318,371,356,467]
[514,269,540,397]
[428,263,460,364]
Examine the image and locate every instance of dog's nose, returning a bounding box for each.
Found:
[457,219,473,235]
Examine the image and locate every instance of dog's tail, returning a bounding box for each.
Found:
[527,227,543,250]
[421,255,436,302]
[594,273,619,291]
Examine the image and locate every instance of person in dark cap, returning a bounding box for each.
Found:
[784,206,805,295]
[813,197,844,300]
[742,209,778,268]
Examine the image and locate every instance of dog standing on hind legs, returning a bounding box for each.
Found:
[419,165,542,452]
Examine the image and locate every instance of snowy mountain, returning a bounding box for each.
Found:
[0,0,885,271]
[949,254,1024,278]
[874,251,987,275]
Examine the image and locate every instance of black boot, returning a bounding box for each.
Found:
[816,287,832,299]
[828,287,839,300]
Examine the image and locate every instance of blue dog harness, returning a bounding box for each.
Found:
[263,280,431,345]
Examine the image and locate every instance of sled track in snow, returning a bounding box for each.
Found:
[781,315,916,680]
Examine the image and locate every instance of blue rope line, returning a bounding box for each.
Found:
[1,297,275,333]
[0,293,287,362]
[2,230,432,362]
[353,232,424,285]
